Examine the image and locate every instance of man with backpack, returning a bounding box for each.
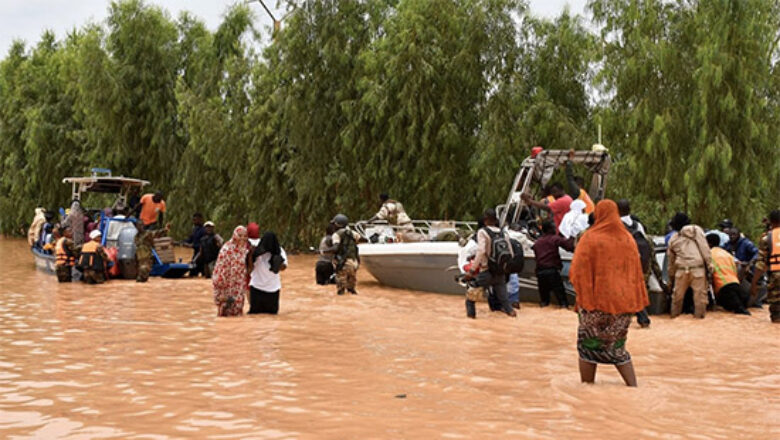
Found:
[465,209,518,318]
[618,199,668,327]
[331,214,361,295]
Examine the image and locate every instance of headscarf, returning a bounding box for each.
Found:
[212,226,250,302]
[247,222,260,239]
[558,199,589,239]
[253,231,284,273]
[569,200,649,315]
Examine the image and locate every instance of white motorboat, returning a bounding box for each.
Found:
[356,149,666,308]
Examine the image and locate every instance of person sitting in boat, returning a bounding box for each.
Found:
[521,183,573,233]
[79,230,109,284]
[55,227,80,282]
[43,227,61,254]
[138,191,166,230]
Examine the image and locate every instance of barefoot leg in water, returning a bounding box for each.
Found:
[615,361,637,387]
[579,359,596,383]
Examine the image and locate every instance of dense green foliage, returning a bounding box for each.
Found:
[1,0,778,245]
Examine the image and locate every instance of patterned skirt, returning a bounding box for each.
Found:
[577,310,632,365]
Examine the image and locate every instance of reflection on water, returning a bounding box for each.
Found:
[0,238,778,439]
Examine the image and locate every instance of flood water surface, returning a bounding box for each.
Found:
[0,238,778,439]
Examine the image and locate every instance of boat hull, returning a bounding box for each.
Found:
[31,247,56,274]
[358,242,574,303]
[359,241,669,313]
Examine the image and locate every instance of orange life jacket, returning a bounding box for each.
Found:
[710,247,739,294]
[55,237,75,267]
[769,228,780,273]
[579,189,595,215]
[78,240,104,272]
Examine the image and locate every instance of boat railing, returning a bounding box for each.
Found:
[352,220,478,243]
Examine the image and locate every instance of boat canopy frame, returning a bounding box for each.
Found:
[63,168,150,207]
[497,149,611,227]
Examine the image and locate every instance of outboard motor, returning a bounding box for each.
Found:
[117,227,138,279]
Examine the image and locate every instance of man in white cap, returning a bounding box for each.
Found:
[197,221,223,278]
[79,229,109,284]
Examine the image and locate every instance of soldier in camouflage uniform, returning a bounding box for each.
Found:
[330,214,361,295]
[751,210,780,323]
[135,222,170,282]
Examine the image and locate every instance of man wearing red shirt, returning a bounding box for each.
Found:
[522,183,573,233]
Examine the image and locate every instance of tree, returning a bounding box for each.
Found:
[590,0,780,232]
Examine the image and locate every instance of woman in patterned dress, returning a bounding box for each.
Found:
[569,200,649,386]
[212,226,250,317]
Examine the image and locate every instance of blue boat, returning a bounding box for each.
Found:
[31,168,192,278]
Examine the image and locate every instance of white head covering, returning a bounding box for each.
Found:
[89,230,102,240]
[559,200,589,239]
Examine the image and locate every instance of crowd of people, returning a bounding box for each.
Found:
[26,166,779,388]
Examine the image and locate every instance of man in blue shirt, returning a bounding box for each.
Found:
[727,227,758,279]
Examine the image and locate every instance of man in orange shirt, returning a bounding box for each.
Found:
[706,233,751,315]
[138,191,166,229]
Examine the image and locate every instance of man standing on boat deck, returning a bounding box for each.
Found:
[466,209,516,317]
[521,183,572,233]
[366,194,415,241]
[331,214,361,295]
[138,191,166,230]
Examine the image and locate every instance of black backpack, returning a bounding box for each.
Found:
[485,228,525,275]
[335,229,360,270]
[626,222,651,275]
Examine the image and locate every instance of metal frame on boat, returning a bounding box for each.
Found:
[356,148,666,310]
[31,168,192,278]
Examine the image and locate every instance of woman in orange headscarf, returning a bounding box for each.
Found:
[569,199,649,387]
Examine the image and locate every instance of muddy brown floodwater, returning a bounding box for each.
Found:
[0,238,778,439]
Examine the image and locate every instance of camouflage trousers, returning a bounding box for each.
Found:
[336,259,359,292]
[768,272,780,323]
[136,259,152,282]
[82,269,105,284]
